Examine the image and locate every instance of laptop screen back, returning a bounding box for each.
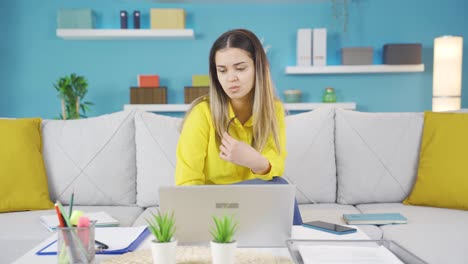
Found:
[159,185,295,247]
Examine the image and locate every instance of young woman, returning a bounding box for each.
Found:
[175,28,302,225]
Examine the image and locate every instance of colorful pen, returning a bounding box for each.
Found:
[69,192,75,219]
[54,203,66,228]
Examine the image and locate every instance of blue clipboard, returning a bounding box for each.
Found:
[36,227,150,255]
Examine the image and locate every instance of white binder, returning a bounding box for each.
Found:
[296,28,312,66]
[312,28,327,66]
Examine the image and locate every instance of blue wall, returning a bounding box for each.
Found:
[0,0,467,118]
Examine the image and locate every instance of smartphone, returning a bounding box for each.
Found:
[302,220,357,235]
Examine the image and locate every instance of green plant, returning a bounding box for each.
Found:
[146,209,176,243]
[210,214,238,243]
[331,0,349,33]
[53,73,93,120]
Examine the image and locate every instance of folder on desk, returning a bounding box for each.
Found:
[36,226,150,255]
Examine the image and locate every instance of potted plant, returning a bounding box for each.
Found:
[210,214,238,264]
[53,73,93,120]
[146,209,177,264]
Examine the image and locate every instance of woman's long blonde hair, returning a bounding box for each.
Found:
[184,29,282,153]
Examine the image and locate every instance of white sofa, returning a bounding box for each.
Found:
[1,107,467,263]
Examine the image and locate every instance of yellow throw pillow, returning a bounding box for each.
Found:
[0,118,54,212]
[404,111,468,210]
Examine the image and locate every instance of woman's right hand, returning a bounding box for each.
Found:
[219,132,270,174]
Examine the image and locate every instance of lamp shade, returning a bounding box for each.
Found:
[432,36,463,112]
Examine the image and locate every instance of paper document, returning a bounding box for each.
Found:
[36,226,149,255]
[299,245,404,264]
[40,211,119,232]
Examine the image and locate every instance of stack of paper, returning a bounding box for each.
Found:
[343,213,407,225]
[299,245,405,264]
[40,211,120,232]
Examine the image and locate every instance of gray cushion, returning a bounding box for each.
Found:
[134,111,182,207]
[357,203,468,264]
[42,110,137,205]
[335,109,424,204]
[285,107,336,203]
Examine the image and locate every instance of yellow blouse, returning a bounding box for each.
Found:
[175,99,287,185]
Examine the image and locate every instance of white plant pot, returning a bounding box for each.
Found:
[150,239,177,264]
[210,240,237,264]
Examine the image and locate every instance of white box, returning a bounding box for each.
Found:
[296,28,312,66]
[312,28,327,66]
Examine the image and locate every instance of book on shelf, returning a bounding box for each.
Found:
[137,74,160,88]
[342,213,407,225]
[40,211,120,232]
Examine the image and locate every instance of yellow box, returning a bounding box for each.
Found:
[150,8,185,29]
[192,75,210,86]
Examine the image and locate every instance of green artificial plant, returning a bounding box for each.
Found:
[146,209,176,243]
[332,0,349,32]
[210,214,238,243]
[54,73,93,120]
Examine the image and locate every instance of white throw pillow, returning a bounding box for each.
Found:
[284,107,336,204]
[335,109,423,204]
[42,110,137,205]
[135,111,182,207]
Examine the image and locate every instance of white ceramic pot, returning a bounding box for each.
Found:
[150,239,177,264]
[210,240,237,264]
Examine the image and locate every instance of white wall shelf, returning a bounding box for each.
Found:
[56,29,195,40]
[285,64,425,74]
[124,102,356,112]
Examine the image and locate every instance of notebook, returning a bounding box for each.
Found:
[159,185,296,247]
[343,213,407,225]
[36,226,149,255]
[40,211,119,232]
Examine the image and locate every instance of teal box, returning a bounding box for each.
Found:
[57,9,95,29]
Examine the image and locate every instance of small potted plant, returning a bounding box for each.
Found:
[53,73,93,120]
[210,214,238,264]
[146,209,177,264]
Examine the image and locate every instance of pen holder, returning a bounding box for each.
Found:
[57,223,95,264]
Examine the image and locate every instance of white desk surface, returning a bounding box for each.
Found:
[13,225,369,263]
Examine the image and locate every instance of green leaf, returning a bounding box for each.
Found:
[53,73,92,120]
[146,210,176,243]
[210,214,237,243]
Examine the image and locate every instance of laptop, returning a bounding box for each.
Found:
[159,185,296,247]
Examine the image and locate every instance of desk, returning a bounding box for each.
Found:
[13,226,368,263]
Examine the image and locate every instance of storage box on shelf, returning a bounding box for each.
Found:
[383,43,422,65]
[57,8,95,29]
[341,47,373,65]
[184,86,210,104]
[130,87,167,104]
